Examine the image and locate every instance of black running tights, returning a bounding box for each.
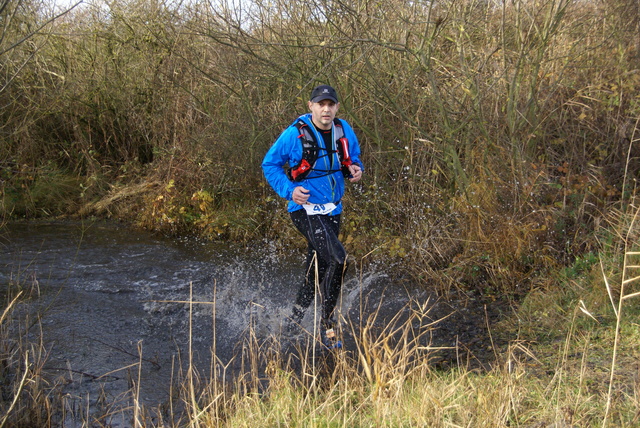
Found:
[290,209,347,324]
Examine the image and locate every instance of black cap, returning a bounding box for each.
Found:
[310,85,339,103]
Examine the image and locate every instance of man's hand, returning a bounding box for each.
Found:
[348,164,363,183]
[292,186,310,205]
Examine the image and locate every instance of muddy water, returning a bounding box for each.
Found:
[0,220,504,426]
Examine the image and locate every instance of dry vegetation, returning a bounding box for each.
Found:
[2,0,640,426]
[1,0,638,293]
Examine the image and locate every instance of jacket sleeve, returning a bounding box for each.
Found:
[262,126,301,201]
[342,120,364,171]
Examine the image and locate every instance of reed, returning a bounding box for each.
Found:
[2,242,640,426]
[598,206,640,425]
[0,276,59,427]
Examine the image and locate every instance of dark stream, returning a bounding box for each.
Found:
[0,220,506,426]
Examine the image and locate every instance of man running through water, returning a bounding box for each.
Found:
[262,84,364,349]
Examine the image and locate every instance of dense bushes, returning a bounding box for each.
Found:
[1,0,639,294]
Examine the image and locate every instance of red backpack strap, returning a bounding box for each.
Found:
[287,120,319,182]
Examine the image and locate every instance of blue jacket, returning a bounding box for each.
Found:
[262,113,363,214]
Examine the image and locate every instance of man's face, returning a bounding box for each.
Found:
[308,99,339,130]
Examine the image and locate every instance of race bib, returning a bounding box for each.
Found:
[303,202,337,216]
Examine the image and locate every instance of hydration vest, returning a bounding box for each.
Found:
[287,118,353,182]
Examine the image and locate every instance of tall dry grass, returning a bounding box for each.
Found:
[2,233,640,426]
[0,279,60,427]
[596,190,640,426]
[177,259,639,427]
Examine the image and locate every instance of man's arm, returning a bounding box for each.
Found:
[262,127,300,200]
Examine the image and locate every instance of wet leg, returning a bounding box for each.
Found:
[290,210,346,327]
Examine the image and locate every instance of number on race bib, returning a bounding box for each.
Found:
[303,202,337,216]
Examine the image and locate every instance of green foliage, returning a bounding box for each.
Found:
[562,252,599,280]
